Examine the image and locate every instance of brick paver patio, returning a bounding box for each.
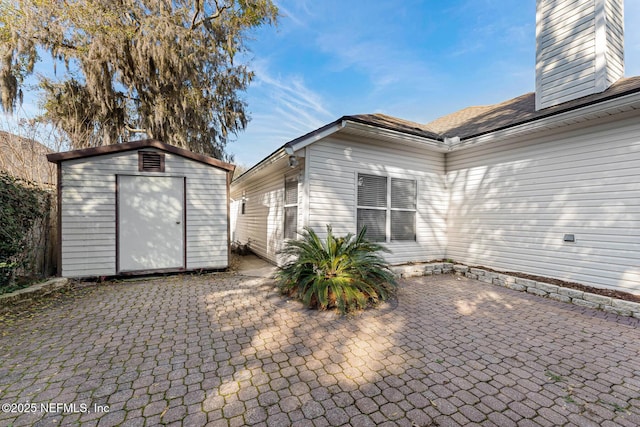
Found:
[1,270,639,426]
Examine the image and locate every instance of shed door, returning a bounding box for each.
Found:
[118,175,185,272]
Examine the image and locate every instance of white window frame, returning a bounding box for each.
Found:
[356,172,417,243]
[283,175,299,240]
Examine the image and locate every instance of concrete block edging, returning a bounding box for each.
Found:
[390,263,640,319]
[0,278,70,311]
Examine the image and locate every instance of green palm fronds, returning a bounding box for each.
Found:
[276,225,397,314]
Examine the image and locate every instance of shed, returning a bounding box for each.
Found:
[47,140,235,278]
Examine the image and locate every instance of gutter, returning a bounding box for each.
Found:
[232,120,346,185]
[231,147,288,186]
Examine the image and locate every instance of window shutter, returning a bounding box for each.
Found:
[391,178,416,209]
[357,174,387,207]
[138,151,165,172]
[391,211,416,241]
[357,209,386,242]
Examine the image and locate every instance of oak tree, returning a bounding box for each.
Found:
[0,0,277,159]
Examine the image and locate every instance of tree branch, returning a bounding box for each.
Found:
[190,0,229,30]
[125,124,147,133]
[191,0,201,29]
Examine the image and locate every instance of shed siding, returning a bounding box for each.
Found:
[230,157,297,264]
[60,149,228,277]
[307,135,448,264]
[446,116,640,293]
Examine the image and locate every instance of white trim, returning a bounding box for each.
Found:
[341,121,447,152]
[283,174,299,240]
[232,148,287,185]
[289,121,346,152]
[303,147,310,230]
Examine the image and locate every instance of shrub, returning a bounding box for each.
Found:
[0,172,48,291]
[276,225,397,314]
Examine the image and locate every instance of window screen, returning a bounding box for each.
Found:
[391,178,416,209]
[357,174,387,207]
[284,206,298,240]
[391,211,416,241]
[284,177,298,239]
[357,209,386,242]
[356,173,417,242]
[285,178,298,205]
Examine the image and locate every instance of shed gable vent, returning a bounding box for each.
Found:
[138,151,165,172]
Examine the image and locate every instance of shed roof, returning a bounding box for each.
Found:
[47,139,235,172]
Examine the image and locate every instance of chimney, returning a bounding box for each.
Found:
[535,0,624,110]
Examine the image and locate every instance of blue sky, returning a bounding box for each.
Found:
[231,0,640,166]
[4,0,640,166]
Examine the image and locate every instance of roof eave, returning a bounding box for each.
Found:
[232,119,347,185]
[340,120,448,151]
[232,116,448,185]
[231,147,289,186]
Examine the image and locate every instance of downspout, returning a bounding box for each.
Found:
[442,136,460,262]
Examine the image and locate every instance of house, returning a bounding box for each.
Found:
[47,140,235,278]
[231,0,640,295]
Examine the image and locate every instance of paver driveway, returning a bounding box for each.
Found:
[1,271,639,426]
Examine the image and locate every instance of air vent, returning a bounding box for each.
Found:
[138,151,165,172]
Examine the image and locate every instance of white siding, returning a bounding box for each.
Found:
[230,155,300,264]
[60,149,229,277]
[605,0,624,84]
[535,0,624,110]
[307,135,447,264]
[446,115,640,293]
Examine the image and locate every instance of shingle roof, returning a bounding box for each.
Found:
[347,76,640,141]
[236,76,640,183]
[342,113,440,139]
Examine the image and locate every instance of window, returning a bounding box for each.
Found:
[138,151,165,172]
[357,173,417,242]
[390,178,417,241]
[284,176,298,239]
[357,174,387,242]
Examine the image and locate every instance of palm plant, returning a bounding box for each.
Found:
[276,225,397,314]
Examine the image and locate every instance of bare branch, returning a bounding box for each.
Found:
[191,0,229,30]
[191,0,201,29]
[124,124,147,134]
